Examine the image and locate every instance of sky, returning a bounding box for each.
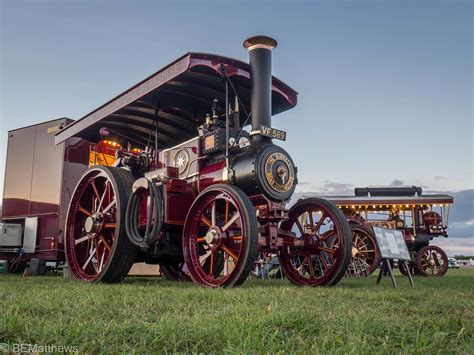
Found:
[1,0,473,254]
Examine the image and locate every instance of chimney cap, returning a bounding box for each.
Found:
[243,35,277,50]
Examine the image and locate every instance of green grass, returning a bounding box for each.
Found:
[0,269,473,353]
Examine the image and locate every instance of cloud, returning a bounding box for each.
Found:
[389,179,404,186]
[445,189,474,238]
[434,176,447,181]
[432,237,474,257]
[291,181,354,204]
[316,181,354,196]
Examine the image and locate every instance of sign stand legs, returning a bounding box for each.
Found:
[376,259,397,288]
[403,260,415,287]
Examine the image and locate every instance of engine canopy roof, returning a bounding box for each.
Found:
[55,52,298,148]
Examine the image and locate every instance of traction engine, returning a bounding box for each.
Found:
[327,186,453,277]
[61,36,353,287]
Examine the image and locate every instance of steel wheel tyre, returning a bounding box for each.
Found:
[182,184,258,288]
[416,245,448,277]
[279,198,352,286]
[64,166,138,282]
[349,225,380,276]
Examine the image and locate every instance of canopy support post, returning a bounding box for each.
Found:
[225,80,230,171]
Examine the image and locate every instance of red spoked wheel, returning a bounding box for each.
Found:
[182,184,258,288]
[64,166,138,282]
[348,225,380,276]
[279,198,352,286]
[416,245,448,277]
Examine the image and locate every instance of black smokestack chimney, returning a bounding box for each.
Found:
[243,35,277,143]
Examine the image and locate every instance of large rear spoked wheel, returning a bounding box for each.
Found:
[182,184,258,288]
[279,198,352,286]
[64,166,138,282]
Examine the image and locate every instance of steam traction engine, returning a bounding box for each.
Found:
[55,36,352,287]
[323,186,453,277]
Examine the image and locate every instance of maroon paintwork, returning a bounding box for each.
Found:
[1,118,90,263]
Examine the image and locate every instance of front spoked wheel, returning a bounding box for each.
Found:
[279,198,352,286]
[416,245,448,277]
[182,184,258,288]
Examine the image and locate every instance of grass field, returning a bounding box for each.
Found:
[0,269,473,353]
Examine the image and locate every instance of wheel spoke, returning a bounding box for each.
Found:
[313,213,327,234]
[295,220,304,235]
[224,252,229,275]
[78,206,92,217]
[97,181,109,212]
[221,244,238,260]
[222,213,240,232]
[319,246,336,254]
[90,180,101,203]
[75,234,93,245]
[308,212,315,233]
[102,198,116,214]
[225,200,230,224]
[99,249,106,272]
[298,256,309,273]
[209,250,215,276]
[319,230,335,242]
[103,223,116,229]
[308,256,315,277]
[100,235,111,252]
[82,246,96,270]
[211,202,216,226]
[319,255,328,271]
[201,217,212,228]
[94,239,100,264]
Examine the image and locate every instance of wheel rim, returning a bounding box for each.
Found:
[183,189,248,287]
[418,247,448,276]
[348,226,379,276]
[279,203,346,286]
[65,169,118,281]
